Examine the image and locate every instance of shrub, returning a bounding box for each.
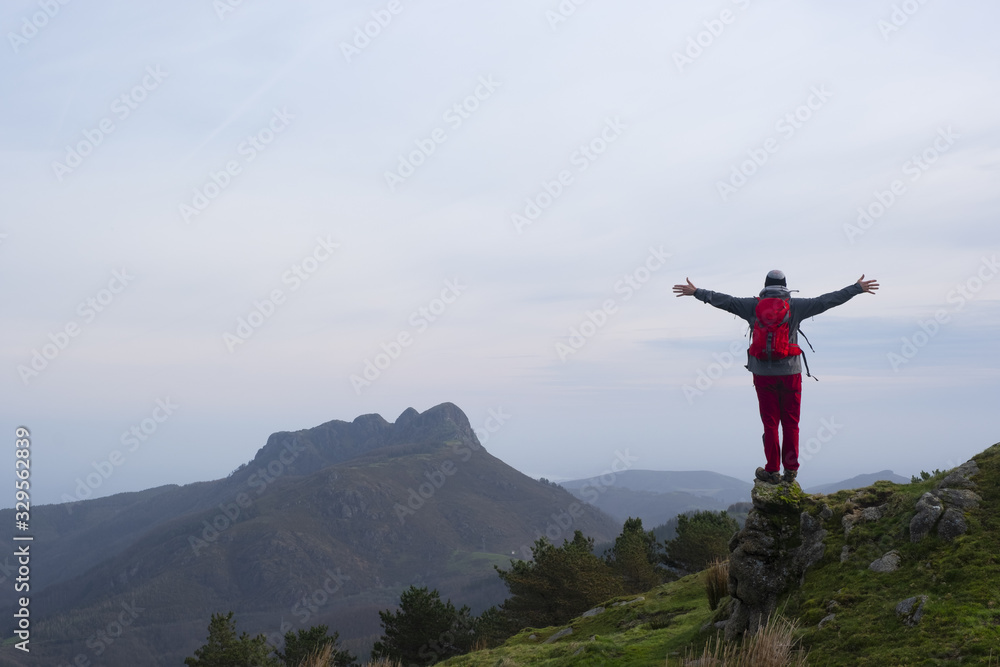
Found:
[662,511,740,574]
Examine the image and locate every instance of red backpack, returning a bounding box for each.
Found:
[748,296,802,361]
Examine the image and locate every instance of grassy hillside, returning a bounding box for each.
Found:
[441,442,1000,666]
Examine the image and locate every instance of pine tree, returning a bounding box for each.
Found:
[661,510,739,573]
[607,517,664,593]
[496,530,624,629]
[371,586,474,666]
[184,611,279,667]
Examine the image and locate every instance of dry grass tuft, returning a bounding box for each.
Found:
[294,643,333,667]
[355,657,402,667]
[704,558,730,611]
[672,614,807,667]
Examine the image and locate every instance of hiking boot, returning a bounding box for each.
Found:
[755,467,780,484]
[783,469,798,484]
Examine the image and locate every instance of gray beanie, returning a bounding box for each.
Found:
[764,269,786,287]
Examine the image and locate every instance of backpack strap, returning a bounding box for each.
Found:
[797,329,818,381]
[798,329,816,353]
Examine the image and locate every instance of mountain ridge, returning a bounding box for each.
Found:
[0,403,620,667]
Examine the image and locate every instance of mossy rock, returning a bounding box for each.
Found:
[751,480,809,515]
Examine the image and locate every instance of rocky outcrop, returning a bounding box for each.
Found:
[909,492,945,541]
[909,459,981,542]
[896,595,928,626]
[725,481,826,640]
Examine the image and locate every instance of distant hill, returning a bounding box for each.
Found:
[805,469,910,495]
[560,470,752,527]
[0,403,620,667]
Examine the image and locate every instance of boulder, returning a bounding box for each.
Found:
[937,488,981,510]
[936,508,968,541]
[612,597,644,607]
[909,492,943,542]
[861,505,885,522]
[543,627,573,644]
[910,459,981,542]
[869,550,901,573]
[843,503,887,537]
[936,460,979,490]
[896,595,928,626]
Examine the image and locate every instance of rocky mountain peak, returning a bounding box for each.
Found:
[236,402,481,482]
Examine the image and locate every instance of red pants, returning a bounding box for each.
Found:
[753,374,802,473]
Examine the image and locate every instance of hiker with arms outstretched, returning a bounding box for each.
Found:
[672,270,879,484]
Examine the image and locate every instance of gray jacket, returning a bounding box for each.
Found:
[693,283,864,376]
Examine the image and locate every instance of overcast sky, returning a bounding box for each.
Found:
[3,0,999,508]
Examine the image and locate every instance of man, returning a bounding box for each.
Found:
[672,270,879,484]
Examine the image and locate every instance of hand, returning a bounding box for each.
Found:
[673,278,697,297]
[857,274,879,294]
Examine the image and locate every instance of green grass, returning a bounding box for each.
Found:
[441,443,1000,667]
[787,443,1000,666]
[441,573,718,666]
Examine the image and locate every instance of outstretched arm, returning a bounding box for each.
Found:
[673,278,756,320]
[795,274,879,319]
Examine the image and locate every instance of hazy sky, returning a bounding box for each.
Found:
[3,0,999,507]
